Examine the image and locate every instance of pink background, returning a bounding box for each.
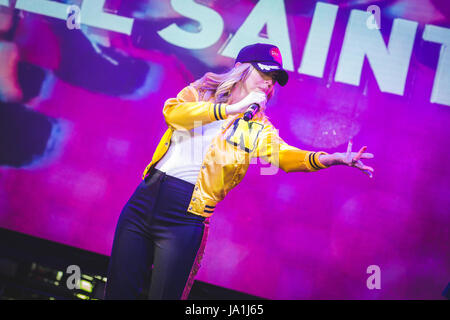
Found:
[0,0,449,299]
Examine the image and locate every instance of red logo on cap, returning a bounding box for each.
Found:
[270,48,282,65]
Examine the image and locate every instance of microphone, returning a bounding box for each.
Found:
[243,103,260,121]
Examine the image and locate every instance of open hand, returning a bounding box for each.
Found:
[335,140,375,178]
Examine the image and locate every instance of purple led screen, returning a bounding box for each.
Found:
[0,0,449,299]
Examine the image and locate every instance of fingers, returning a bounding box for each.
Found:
[251,91,267,102]
[257,93,267,107]
[360,152,374,159]
[344,141,375,178]
[237,91,267,113]
[345,140,353,162]
[247,91,267,109]
[361,163,374,173]
[353,160,374,178]
[352,146,367,162]
[346,140,352,154]
[363,169,373,179]
[351,147,375,161]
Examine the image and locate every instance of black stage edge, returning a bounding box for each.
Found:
[0,227,263,300]
[0,227,446,319]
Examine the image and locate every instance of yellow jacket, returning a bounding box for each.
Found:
[142,86,330,217]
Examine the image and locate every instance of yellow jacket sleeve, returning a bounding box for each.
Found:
[255,120,330,173]
[163,86,229,130]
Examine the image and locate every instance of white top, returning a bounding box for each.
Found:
[155,120,226,184]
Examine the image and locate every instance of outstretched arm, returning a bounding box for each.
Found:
[254,122,329,173]
[319,140,375,178]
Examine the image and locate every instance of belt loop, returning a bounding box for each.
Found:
[160,170,166,182]
[145,167,155,182]
[144,167,164,185]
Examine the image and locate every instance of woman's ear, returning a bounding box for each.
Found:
[234,62,242,67]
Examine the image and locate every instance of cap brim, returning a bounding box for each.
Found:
[252,62,289,86]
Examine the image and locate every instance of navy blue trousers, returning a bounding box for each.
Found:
[104,168,208,300]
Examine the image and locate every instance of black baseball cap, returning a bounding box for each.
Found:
[235,43,289,86]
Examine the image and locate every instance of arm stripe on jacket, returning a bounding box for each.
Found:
[309,152,319,169]
[218,104,224,120]
[213,104,219,121]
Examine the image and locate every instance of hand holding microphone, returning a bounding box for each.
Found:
[225,91,267,120]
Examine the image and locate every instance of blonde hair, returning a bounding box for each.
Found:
[190,63,274,104]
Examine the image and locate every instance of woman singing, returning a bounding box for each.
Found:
[104,43,374,300]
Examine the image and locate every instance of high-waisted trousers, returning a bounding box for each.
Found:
[104,168,209,300]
